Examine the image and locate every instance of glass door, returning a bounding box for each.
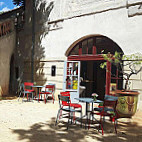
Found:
[63,61,80,102]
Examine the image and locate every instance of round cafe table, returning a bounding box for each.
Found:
[32,85,45,101]
[75,97,103,128]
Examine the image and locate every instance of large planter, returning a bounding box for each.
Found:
[116,90,139,118]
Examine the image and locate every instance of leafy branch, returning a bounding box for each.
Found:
[100,52,142,90]
[12,0,25,6]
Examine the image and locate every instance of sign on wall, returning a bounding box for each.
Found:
[0,21,12,37]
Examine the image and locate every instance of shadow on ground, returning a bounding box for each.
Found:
[12,117,142,142]
[0,96,17,101]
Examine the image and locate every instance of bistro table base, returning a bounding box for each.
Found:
[75,98,103,129]
[32,85,45,102]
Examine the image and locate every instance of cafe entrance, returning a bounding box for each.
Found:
[64,35,124,100]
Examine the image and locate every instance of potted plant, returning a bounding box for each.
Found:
[100,51,142,117]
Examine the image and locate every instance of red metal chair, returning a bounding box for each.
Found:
[59,91,82,121]
[89,95,118,135]
[23,82,35,102]
[39,84,55,104]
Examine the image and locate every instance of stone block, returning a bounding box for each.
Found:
[131,80,142,90]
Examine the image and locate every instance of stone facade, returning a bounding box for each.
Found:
[0,18,16,96]
[0,8,24,96]
[18,0,142,106]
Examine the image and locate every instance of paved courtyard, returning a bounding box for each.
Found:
[0,98,142,142]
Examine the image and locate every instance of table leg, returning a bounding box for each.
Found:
[85,102,90,129]
[37,88,40,102]
[85,102,94,129]
[86,102,88,116]
[91,102,93,121]
[37,88,42,102]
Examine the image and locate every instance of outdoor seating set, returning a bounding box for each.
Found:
[18,82,55,103]
[55,91,118,135]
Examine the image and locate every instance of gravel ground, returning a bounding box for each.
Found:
[0,98,142,142]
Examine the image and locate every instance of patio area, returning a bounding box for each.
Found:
[0,98,142,142]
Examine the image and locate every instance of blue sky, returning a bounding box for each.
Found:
[0,0,17,12]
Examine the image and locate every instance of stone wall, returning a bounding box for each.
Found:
[0,18,16,96]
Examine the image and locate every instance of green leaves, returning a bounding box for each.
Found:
[100,51,142,90]
[101,51,142,67]
[12,0,25,6]
[100,52,122,69]
[100,62,106,69]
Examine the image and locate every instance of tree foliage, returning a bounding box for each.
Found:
[12,0,25,6]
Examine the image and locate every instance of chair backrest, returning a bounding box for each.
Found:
[103,100,117,110]
[103,95,118,112]
[45,85,55,93]
[105,95,118,101]
[58,94,70,108]
[60,91,70,96]
[60,92,71,106]
[24,82,34,91]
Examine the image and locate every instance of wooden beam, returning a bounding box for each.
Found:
[68,55,104,61]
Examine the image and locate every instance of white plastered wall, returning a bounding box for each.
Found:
[39,0,142,105]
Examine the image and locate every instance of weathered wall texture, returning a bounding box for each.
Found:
[0,19,16,96]
[46,0,142,56]
[124,61,142,109]
[22,0,142,104]
[42,0,142,86]
[17,0,54,85]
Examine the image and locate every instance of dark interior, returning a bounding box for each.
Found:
[80,61,106,100]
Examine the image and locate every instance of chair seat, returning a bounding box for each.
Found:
[62,107,76,112]
[70,103,82,108]
[25,89,35,92]
[23,91,33,94]
[94,107,114,112]
[62,103,82,108]
[40,91,52,94]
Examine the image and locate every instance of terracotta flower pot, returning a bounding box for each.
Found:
[115,90,139,118]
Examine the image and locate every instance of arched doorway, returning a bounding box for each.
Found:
[66,35,124,100]
[9,54,15,95]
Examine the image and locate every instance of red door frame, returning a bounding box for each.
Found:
[68,55,111,95]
